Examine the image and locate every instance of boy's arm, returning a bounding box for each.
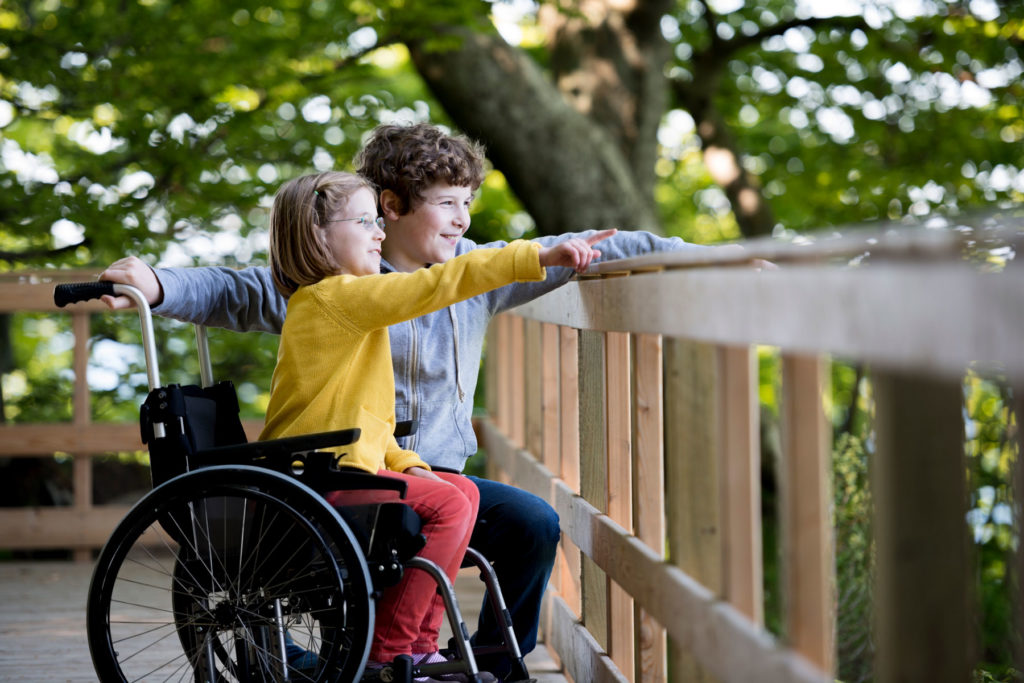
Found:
[469,229,709,314]
[99,257,287,333]
[155,265,287,332]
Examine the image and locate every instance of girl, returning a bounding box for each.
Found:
[261,171,610,680]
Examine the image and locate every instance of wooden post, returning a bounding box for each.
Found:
[606,331,634,681]
[559,326,583,617]
[632,333,667,683]
[71,311,92,563]
[873,369,973,683]
[541,323,561,474]
[718,344,763,625]
[664,338,721,682]
[779,353,835,674]
[508,315,526,450]
[579,328,609,650]
[525,319,543,458]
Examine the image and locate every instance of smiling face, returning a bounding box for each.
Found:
[319,187,385,276]
[379,183,474,273]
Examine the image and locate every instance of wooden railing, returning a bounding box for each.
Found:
[477,226,1024,683]
[0,271,263,561]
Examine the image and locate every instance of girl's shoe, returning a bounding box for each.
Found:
[412,651,498,683]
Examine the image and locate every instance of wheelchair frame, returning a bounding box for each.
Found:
[55,282,529,683]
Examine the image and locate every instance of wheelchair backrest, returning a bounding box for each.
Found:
[141,381,249,487]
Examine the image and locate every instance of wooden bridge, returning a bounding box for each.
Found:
[1,219,1022,682]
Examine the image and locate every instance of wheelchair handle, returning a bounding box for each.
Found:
[53,281,162,395]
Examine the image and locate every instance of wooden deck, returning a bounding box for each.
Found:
[0,560,566,682]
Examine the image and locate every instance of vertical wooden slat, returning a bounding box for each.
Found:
[664,338,721,682]
[606,331,634,681]
[540,322,562,602]
[632,333,666,683]
[718,344,764,625]
[559,326,583,617]
[525,318,543,458]
[579,328,608,650]
[873,369,972,683]
[508,315,526,449]
[779,353,834,674]
[541,323,561,474]
[72,312,92,562]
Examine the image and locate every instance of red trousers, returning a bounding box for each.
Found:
[325,470,479,659]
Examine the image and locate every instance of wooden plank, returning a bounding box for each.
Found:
[548,595,630,683]
[559,325,583,617]
[71,311,92,562]
[524,319,543,458]
[541,323,561,474]
[508,315,526,449]
[0,420,265,456]
[632,333,666,683]
[478,419,833,683]
[0,505,135,549]
[510,263,1024,378]
[779,354,834,674]
[585,225,962,275]
[578,328,609,650]
[605,331,634,681]
[872,369,972,683]
[664,338,721,682]
[718,344,764,625]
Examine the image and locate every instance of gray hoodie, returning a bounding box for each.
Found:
[152,231,704,471]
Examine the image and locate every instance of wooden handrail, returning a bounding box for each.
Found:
[480,227,1022,683]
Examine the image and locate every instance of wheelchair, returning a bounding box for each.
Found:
[55,282,531,683]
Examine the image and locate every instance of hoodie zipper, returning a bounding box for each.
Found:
[449,307,465,402]
[407,316,420,451]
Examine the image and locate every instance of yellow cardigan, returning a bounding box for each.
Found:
[260,240,545,473]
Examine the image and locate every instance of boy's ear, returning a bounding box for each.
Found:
[379,190,403,221]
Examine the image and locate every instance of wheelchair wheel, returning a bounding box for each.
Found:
[87,465,374,683]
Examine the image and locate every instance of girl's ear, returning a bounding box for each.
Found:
[379,190,403,221]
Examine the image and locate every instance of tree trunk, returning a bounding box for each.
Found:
[410,28,661,236]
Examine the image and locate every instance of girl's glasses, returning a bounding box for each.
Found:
[324,216,385,231]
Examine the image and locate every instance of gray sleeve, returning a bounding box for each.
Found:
[152,265,287,333]
[472,229,710,314]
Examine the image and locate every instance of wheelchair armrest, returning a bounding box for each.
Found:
[317,467,408,497]
[197,427,360,460]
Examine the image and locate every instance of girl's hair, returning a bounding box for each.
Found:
[269,171,376,296]
[355,123,486,215]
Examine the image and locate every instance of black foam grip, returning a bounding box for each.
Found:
[53,281,115,307]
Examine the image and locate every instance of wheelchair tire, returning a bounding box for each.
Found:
[87,465,374,683]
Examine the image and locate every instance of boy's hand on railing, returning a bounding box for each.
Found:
[539,229,617,273]
[98,256,164,310]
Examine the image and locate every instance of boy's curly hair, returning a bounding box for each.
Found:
[355,123,486,215]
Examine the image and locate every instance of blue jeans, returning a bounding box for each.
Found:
[466,476,560,679]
